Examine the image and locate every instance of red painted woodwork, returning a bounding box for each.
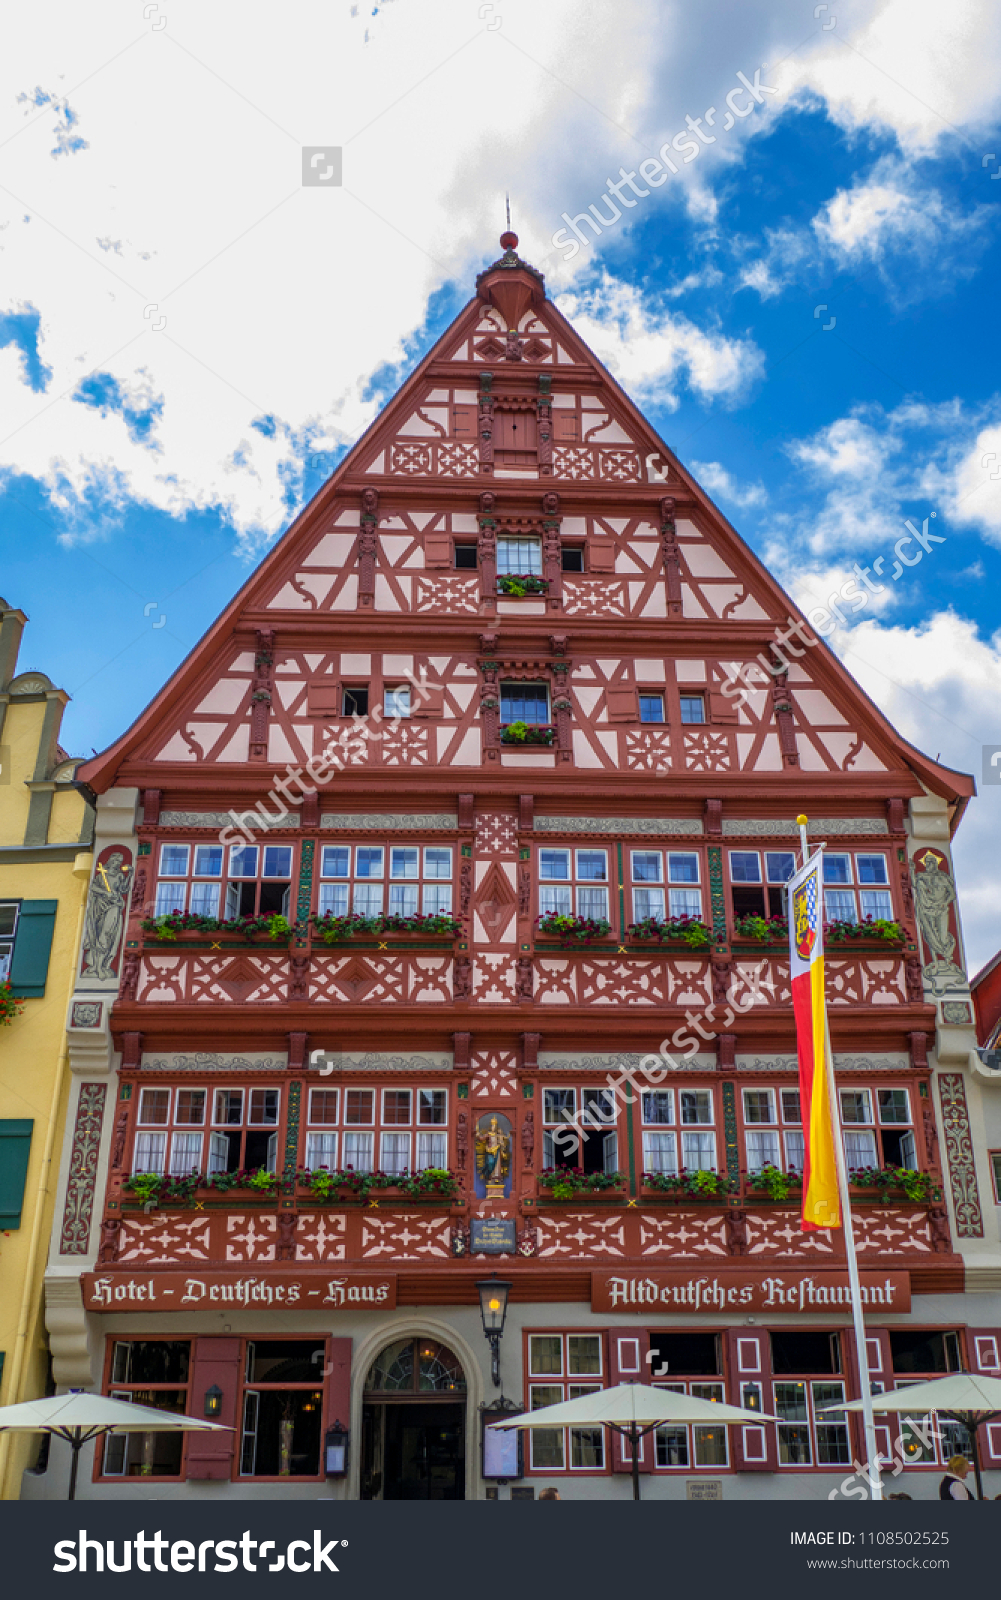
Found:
[724,1328,777,1472]
[185,1336,241,1479]
[607,1327,653,1474]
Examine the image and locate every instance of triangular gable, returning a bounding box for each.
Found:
[75,239,974,813]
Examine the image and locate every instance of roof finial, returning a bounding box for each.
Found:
[500,194,518,253]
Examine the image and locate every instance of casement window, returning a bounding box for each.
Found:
[679,694,705,724]
[770,1331,849,1467]
[501,682,549,725]
[560,546,584,573]
[132,1086,284,1178]
[383,685,411,719]
[103,1341,191,1478]
[679,1089,716,1172]
[889,1331,966,1470]
[639,693,665,723]
[822,852,893,923]
[154,841,295,920]
[781,1088,804,1172]
[302,1085,448,1175]
[454,542,478,569]
[316,843,454,918]
[839,1086,917,1171]
[629,850,702,922]
[538,848,609,922]
[0,903,18,980]
[527,1334,604,1471]
[1,898,57,997]
[991,1152,1001,1204]
[542,1087,617,1175]
[239,1340,324,1478]
[497,535,541,576]
[742,1088,782,1173]
[728,850,794,921]
[641,1089,677,1176]
[342,685,369,717]
[646,1331,729,1468]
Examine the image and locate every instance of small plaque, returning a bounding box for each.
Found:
[686,1479,723,1501]
[511,1487,535,1500]
[471,1218,517,1254]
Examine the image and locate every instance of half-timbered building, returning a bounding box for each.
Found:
[32,235,1001,1501]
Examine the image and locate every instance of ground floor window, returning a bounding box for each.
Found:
[239,1339,324,1478]
[103,1340,190,1478]
[526,1331,605,1472]
[772,1379,850,1466]
[653,1382,729,1468]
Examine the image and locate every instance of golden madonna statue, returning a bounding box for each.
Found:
[475,1114,512,1200]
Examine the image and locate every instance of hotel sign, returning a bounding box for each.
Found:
[592,1270,910,1315]
[83,1271,397,1311]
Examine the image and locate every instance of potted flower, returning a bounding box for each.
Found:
[0,980,25,1027]
[626,915,711,949]
[848,1165,941,1204]
[497,575,549,597]
[123,1171,204,1208]
[500,722,557,746]
[536,911,612,946]
[824,917,904,946]
[537,1167,627,1201]
[310,911,463,945]
[732,913,789,944]
[140,910,223,943]
[745,1163,802,1202]
[641,1168,737,1200]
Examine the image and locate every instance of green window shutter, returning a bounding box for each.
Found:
[0,1120,33,1229]
[9,900,57,998]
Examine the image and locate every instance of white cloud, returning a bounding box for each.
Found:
[556,276,764,412]
[947,422,1001,545]
[826,609,1001,974]
[690,459,766,508]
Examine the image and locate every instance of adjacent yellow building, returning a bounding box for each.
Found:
[0,598,93,1499]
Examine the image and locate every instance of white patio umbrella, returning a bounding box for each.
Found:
[0,1390,231,1499]
[490,1380,777,1500]
[820,1372,1001,1501]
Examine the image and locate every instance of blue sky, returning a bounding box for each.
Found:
[1,0,1000,966]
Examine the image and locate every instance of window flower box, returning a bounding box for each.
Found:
[535,912,612,946]
[537,1168,626,1201]
[296,1167,460,1203]
[140,912,293,945]
[641,1169,737,1201]
[500,723,557,747]
[310,912,462,946]
[744,1164,802,1203]
[123,1168,280,1207]
[825,918,904,946]
[848,1166,941,1205]
[731,914,789,944]
[626,916,711,950]
[497,574,549,597]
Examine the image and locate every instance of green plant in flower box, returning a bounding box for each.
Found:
[538,1168,625,1199]
[536,911,612,946]
[0,980,25,1026]
[626,915,711,949]
[746,1163,799,1201]
[641,1168,737,1198]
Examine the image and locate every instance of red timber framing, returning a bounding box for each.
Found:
[74,235,985,1482]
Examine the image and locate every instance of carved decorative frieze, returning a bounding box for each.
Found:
[141,1052,288,1072]
[721,818,889,837]
[937,1072,983,1237]
[534,816,703,836]
[159,811,296,830]
[58,1083,107,1255]
[320,812,458,830]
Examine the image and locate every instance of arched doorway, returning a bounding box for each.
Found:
[360,1336,467,1500]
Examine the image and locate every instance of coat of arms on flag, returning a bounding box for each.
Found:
[793,874,817,960]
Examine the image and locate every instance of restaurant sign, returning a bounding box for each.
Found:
[592,1270,910,1315]
[83,1271,397,1311]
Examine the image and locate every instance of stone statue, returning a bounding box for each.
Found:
[475,1115,511,1199]
[912,852,967,993]
[928,1206,951,1254]
[521,1110,535,1169]
[456,1111,469,1171]
[97,1217,121,1264]
[276,1212,297,1262]
[81,851,133,981]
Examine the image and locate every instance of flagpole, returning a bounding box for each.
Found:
[797,815,882,1501]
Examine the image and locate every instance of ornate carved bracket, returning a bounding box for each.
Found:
[771,672,799,768]
[478,373,494,475]
[659,495,683,618]
[358,487,379,608]
[250,628,275,762]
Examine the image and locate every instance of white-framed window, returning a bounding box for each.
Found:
[538,847,609,921]
[542,1086,617,1173]
[302,1084,449,1174]
[781,1089,804,1171]
[729,850,790,923]
[0,901,19,980]
[501,682,549,725]
[317,842,453,920]
[654,1381,728,1468]
[773,1380,850,1467]
[840,1087,877,1168]
[679,694,705,724]
[679,1089,715,1171]
[821,852,895,924]
[132,1084,280,1177]
[380,1132,410,1175]
[497,536,542,576]
[629,849,701,921]
[743,1088,781,1172]
[639,693,665,723]
[641,1090,677,1174]
[527,1333,604,1472]
[729,851,761,884]
[383,685,411,719]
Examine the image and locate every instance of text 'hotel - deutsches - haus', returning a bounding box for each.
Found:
[23,236,1001,1500]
